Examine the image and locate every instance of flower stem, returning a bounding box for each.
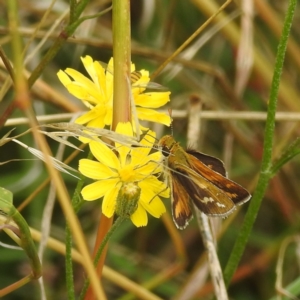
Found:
[111,0,131,129]
[65,172,86,300]
[79,216,125,300]
[83,1,132,299]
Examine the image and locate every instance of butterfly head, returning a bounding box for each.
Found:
[158,135,177,157]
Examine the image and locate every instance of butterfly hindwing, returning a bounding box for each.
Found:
[170,172,193,229]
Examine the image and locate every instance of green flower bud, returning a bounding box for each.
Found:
[115,183,141,218]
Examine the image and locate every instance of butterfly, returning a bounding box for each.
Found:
[158,135,251,229]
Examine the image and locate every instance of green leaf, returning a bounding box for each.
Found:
[0,187,13,214]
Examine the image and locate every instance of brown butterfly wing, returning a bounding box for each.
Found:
[170,172,193,229]
[187,154,251,206]
[172,163,236,217]
[187,149,227,177]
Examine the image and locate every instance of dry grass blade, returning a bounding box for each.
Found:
[43,123,141,145]
[11,139,79,178]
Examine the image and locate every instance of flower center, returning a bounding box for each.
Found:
[118,165,135,182]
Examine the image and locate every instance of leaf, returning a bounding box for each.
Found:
[0,187,13,213]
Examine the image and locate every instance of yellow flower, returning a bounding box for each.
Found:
[79,122,169,227]
[57,56,171,129]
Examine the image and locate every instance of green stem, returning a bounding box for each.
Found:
[69,0,77,23]
[78,216,125,300]
[77,5,112,25]
[111,0,131,130]
[65,154,90,300]
[28,0,91,88]
[223,0,297,286]
[73,0,90,21]
[65,223,75,300]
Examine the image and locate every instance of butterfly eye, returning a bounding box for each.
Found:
[162,146,170,157]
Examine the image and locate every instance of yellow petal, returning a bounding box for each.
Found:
[130,131,157,166]
[140,177,169,198]
[89,141,120,169]
[81,179,117,201]
[116,122,134,137]
[139,193,166,218]
[106,58,114,91]
[57,70,71,86]
[87,116,107,128]
[81,56,101,87]
[79,159,116,179]
[103,106,113,125]
[130,203,148,227]
[115,122,134,166]
[95,61,107,95]
[81,56,108,95]
[130,61,136,72]
[137,108,172,126]
[65,83,102,105]
[65,68,97,91]
[135,92,170,108]
[102,182,121,217]
[140,130,156,147]
[75,107,106,127]
[135,160,162,176]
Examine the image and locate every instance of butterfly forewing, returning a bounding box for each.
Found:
[187,149,227,177]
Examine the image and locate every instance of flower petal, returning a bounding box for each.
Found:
[140,177,170,198]
[130,130,158,166]
[65,68,98,92]
[130,203,148,227]
[140,130,156,147]
[135,160,162,176]
[75,105,106,126]
[115,122,134,166]
[89,141,120,169]
[137,108,172,126]
[79,159,116,179]
[64,83,102,105]
[102,182,121,217]
[106,58,114,93]
[57,70,72,86]
[135,92,170,108]
[81,179,117,201]
[140,193,166,218]
[81,56,105,91]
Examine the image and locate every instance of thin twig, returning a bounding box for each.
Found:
[5,111,300,127]
[187,95,228,300]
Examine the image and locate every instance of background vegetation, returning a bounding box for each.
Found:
[0,0,300,299]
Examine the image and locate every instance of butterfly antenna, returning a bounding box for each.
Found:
[168,108,174,136]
